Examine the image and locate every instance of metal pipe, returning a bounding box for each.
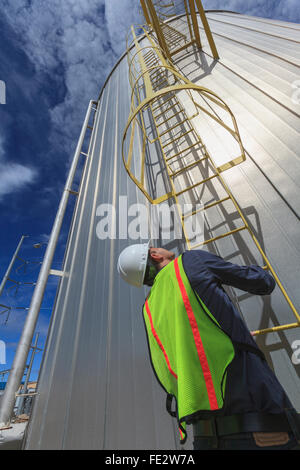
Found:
[0,235,28,297]
[0,100,96,427]
[16,333,39,416]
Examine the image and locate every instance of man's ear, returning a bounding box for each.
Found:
[149,249,162,263]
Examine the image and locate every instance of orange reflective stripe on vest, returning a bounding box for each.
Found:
[145,299,178,380]
[174,258,219,410]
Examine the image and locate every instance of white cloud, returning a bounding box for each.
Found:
[0,162,37,199]
[0,134,37,199]
[104,0,143,56]
[3,0,139,156]
[3,0,299,162]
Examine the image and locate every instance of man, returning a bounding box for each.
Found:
[117,243,300,450]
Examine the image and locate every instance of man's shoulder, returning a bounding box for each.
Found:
[182,249,214,266]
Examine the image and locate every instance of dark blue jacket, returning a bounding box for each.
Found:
[182,249,293,415]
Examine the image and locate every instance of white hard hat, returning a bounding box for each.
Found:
[117,241,151,287]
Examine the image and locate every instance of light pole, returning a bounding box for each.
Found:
[0,235,29,298]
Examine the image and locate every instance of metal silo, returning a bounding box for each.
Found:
[15,3,300,449]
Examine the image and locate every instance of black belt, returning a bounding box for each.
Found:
[193,411,296,438]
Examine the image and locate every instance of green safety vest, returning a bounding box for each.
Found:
[143,255,235,444]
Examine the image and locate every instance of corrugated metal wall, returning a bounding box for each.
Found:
[24,12,300,449]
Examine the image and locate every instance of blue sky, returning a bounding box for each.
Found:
[0,0,299,382]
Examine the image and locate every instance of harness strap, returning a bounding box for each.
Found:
[166,394,177,418]
[166,394,187,444]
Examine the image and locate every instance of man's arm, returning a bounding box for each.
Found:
[200,251,276,295]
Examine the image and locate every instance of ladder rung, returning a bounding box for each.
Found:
[151,94,177,111]
[153,102,179,119]
[144,57,157,65]
[191,226,247,248]
[150,71,167,80]
[144,56,157,62]
[182,196,231,219]
[149,69,165,78]
[146,63,158,70]
[147,67,160,75]
[175,174,218,196]
[171,156,209,177]
[145,57,158,67]
[146,61,159,69]
[156,109,183,125]
[151,74,167,83]
[151,95,176,113]
[144,55,155,62]
[162,129,193,148]
[159,119,188,138]
[150,75,166,85]
[152,79,169,90]
[165,142,204,162]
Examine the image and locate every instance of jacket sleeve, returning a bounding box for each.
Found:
[204,252,276,295]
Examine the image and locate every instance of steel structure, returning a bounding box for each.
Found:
[20,9,300,450]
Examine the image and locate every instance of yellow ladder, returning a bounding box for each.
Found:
[141,0,219,60]
[123,26,300,336]
[143,47,246,250]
